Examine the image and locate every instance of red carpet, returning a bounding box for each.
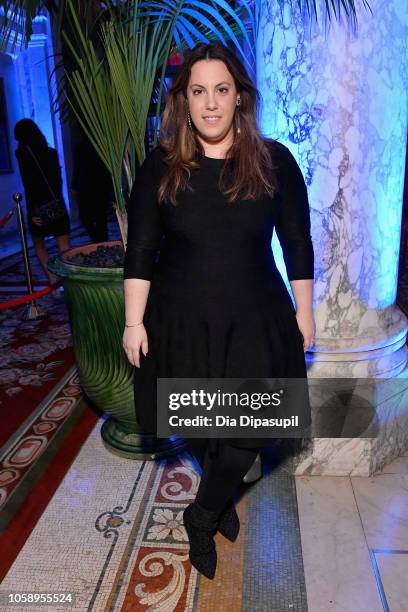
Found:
[0,395,99,582]
[0,294,75,448]
[0,230,101,581]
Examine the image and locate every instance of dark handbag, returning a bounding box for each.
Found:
[25,145,68,225]
[36,198,68,224]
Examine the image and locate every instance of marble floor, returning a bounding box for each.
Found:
[1,418,407,612]
[297,456,408,612]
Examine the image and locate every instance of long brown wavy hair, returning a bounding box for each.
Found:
[158,42,279,205]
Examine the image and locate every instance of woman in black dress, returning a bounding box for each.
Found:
[14,119,70,285]
[123,43,315,579]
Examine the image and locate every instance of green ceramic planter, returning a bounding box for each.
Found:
[48,241,187,460]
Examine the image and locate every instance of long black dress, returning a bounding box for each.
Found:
[123,139,314,454]
[15,145,70,238]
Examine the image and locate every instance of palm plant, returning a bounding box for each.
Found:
[0,1,370,53]
[0,0,372,245]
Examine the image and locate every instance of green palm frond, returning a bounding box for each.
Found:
[62,1,130,217]
[101,4,173,164]
[137,0,255,66]
[0,0,372,54]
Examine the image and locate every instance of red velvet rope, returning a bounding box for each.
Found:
[0,209,14,229]
[0,280,64,310]
[1,203,64,310]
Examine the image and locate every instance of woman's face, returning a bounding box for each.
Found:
[186,59,240,152]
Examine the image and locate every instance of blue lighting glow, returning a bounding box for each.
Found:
[256,0,408,309]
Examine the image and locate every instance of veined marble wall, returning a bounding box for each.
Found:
[257,0,408,376]
[256,0,408,474]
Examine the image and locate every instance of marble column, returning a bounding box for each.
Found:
[256,0,408,474]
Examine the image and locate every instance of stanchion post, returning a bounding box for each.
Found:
[12,192,42,320]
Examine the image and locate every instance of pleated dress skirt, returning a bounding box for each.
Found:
[133,270,311,456]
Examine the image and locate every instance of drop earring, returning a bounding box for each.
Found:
[236,98,241,134]
[187,110,193,131]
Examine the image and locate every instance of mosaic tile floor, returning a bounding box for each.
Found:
[2,419,408,611]
[0,422,307,611]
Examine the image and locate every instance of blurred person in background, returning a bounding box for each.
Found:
[71,138,113,243]
[14,118,70,286]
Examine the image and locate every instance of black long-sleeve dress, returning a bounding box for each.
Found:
[15,145,70,238]
[123,139,314,453]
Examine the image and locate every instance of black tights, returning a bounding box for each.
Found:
[188,438,259,513]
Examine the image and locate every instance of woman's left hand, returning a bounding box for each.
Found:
[295,309,316,352]
[32,216,43,227]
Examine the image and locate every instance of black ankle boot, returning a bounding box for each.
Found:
[217,499,240,542]
[183,501,219,579]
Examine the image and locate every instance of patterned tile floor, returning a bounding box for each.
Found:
[1,419,408,611]
[0,422,303,611]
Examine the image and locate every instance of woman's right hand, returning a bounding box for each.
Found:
[122,324,148,368]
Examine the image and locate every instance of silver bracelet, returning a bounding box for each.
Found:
[125,321,143,328]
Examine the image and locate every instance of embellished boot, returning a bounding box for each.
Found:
[183,501,220,579]
[217,499,240,542]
